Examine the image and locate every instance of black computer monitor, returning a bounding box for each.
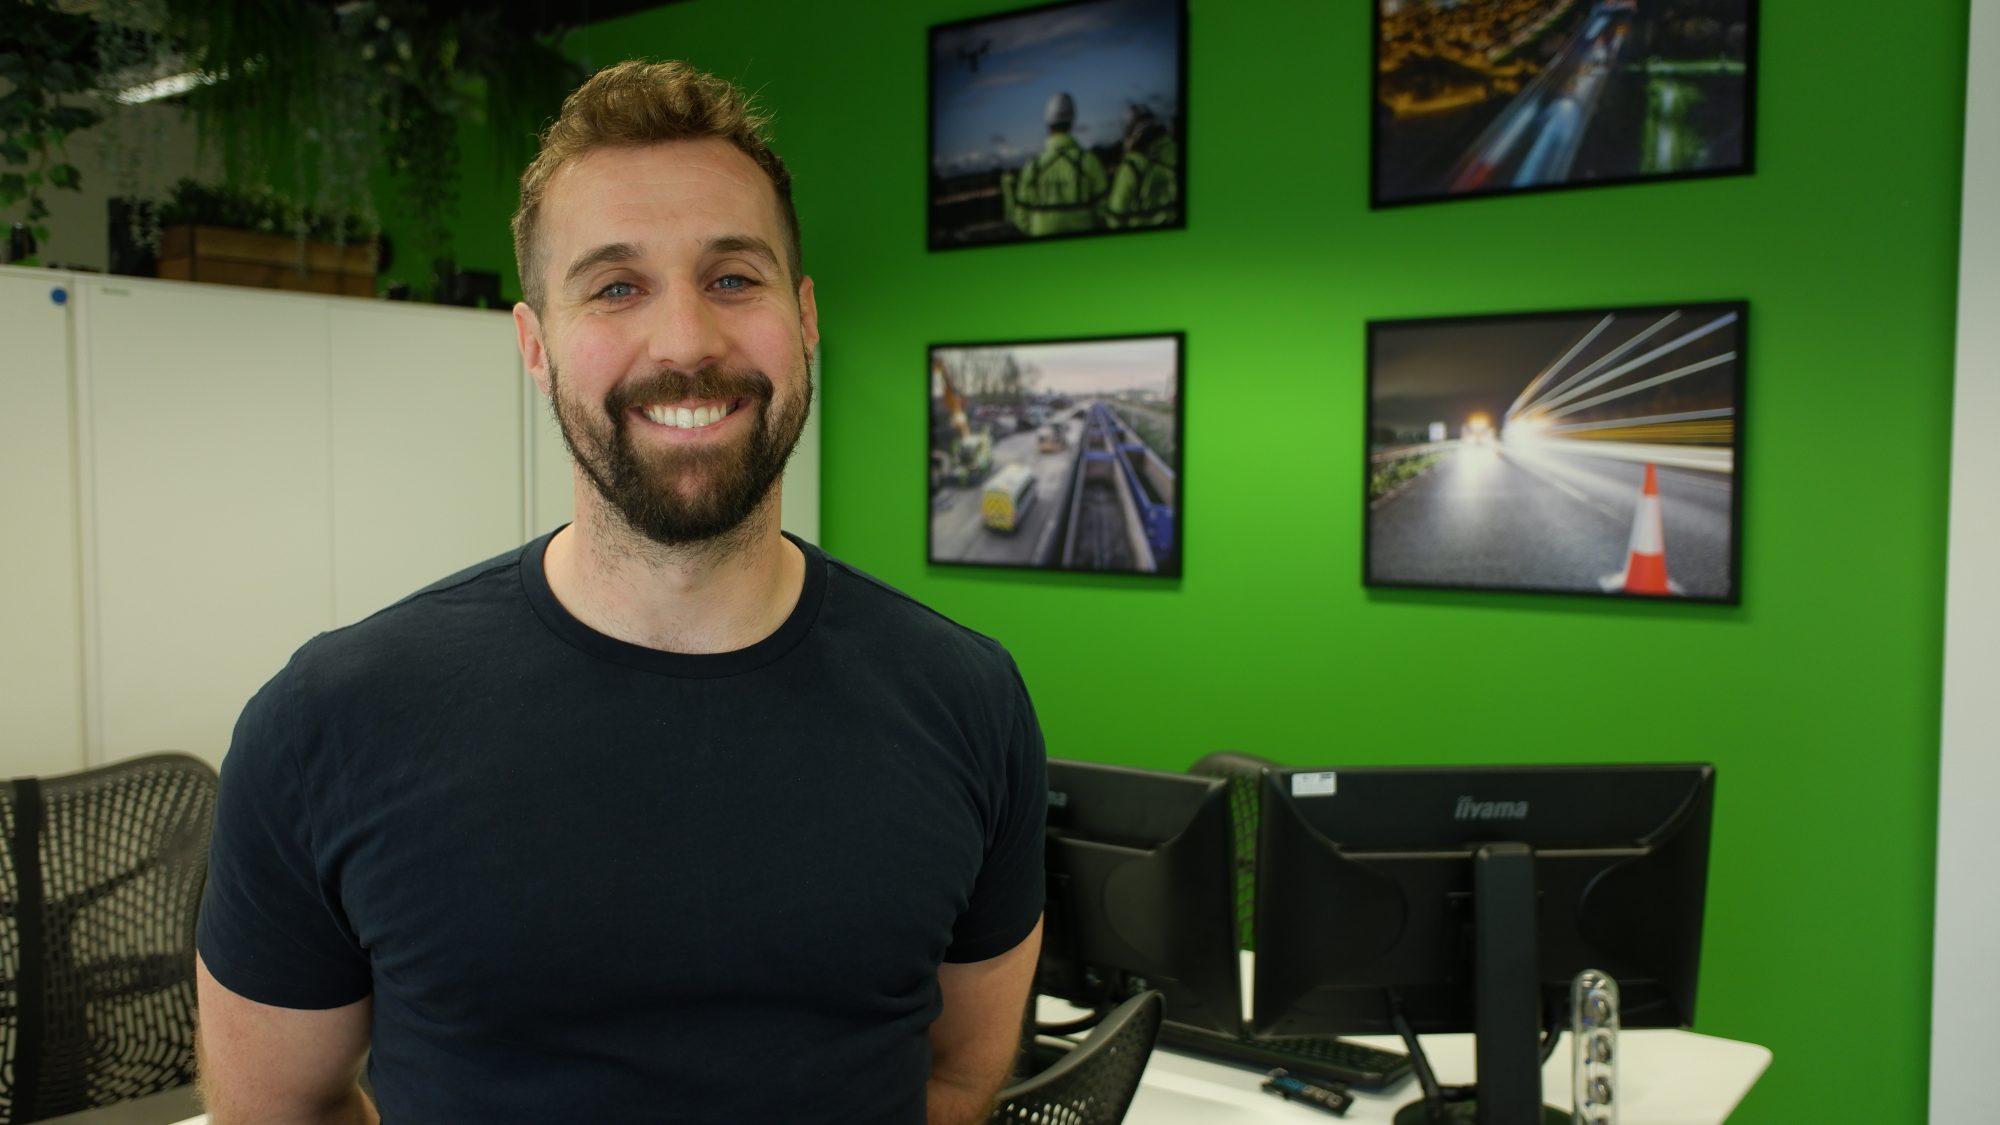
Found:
[1037,758,1243,1036]
[1252,764,1714,1125]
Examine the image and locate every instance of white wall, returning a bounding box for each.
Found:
[1931,1,1999,1119]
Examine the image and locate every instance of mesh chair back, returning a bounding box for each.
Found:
[1187,751,1278,950]
[0,753,217,1124]
[993,990,1163,1125]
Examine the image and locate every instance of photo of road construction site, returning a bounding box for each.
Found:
[1366,303,1743,602]
[1375,0,1753,205]
[930,335,1181,576]
[929,0,1184,247]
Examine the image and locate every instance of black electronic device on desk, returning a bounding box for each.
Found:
[1158,1021,1412,1089]
[1252,764,1715,1125]
[1036,759,1414,1090]
[1038,759,1243,1036]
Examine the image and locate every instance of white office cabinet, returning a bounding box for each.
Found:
[782,351,822,544]
[0,269,89,776]
[525,378,574,537]
[330,301,526,623]
[77,278,336,767]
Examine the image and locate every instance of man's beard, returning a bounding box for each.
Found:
[548,352,811,547]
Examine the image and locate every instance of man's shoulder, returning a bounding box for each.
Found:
[816,550,1014,671]
[285,541,533,683]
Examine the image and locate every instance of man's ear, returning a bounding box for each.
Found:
[796,275,820,359]
[514,301,552,397]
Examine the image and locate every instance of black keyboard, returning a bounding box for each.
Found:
[1157,1022,1415,1090]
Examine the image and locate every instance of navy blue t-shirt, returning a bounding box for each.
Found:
[197,532,1046,1123]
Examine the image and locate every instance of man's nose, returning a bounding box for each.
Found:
[644,283,726,374]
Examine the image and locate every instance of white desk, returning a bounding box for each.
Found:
[1046,949,1770,1125]
[1129,1028,1769,1124]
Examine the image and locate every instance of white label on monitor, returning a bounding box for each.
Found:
[1292,772,1338,797]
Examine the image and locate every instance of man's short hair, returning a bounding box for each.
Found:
[511,59,802,311]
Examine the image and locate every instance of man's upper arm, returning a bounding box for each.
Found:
[197,954,375,1124]
[199,664,371,1007]
[928,919,1044,1112]
[944,654,1047,964]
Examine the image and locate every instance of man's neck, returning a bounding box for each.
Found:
[542,490,805,655]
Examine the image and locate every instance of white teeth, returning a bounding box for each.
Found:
[644,402,734,429]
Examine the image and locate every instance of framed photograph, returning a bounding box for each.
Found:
[929,0,1187,250]
[1372,1,1757,207]
[929,333,1182,576]
[1365,302,1745,603]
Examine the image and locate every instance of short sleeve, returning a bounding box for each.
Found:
[944,657,1048,963]
[197,663,372,1009]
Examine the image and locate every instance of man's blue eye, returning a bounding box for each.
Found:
[714,275,752,290]
[599,281,636,299]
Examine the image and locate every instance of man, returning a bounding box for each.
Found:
[1000,92,1108,238]
[195,60,1047,1124]
[1103,104,1180,229]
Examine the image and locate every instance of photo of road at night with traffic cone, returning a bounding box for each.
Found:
[1366,302,1744,602]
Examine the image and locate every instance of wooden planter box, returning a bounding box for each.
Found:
[157,225,376,297]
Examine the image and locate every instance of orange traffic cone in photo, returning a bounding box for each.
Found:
[1601,463,1683,596]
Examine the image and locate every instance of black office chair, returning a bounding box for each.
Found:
[993,989,1163,1125]
[0,753,218,1124]
[1187,750,1278,951]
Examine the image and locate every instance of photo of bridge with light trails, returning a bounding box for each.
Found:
[1374,0,1753,205]
[1366,303,1744,602]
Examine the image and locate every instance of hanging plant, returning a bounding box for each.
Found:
[90,0,179,259]
[0,0,105,261]
[161,0,580,297]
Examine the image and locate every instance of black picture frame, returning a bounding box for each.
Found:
[928,332,1184,577]
[1371,1,1758,208]
[928,0,1188,250]
[1364,301,1746,604]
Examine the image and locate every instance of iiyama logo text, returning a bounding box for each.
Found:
[1455,795,1528,820]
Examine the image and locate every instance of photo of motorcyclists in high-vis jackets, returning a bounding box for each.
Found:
[929,0,1185,249]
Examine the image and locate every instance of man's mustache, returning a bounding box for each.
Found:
[606,366,774,414]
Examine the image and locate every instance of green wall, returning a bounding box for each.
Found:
[453,2,1971,1119]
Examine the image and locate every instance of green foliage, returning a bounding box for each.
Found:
[1367,453,1441,499]
[163,0,581,296]
[157,177,378,244]
[0,1,106,227]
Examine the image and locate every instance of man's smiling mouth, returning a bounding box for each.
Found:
[639,399,743,429]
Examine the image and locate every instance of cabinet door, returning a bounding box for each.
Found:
[0,268,87,776]
[525,373,574,538]
[329,302,525,624]
[77,278,333,767]
[781,349,821,543]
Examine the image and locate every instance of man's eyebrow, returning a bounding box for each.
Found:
[706,235,780,264]
[563,241,643,288]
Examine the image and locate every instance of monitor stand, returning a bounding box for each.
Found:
[1391,843,1567,1125]
[1391,1100,1568,1125]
